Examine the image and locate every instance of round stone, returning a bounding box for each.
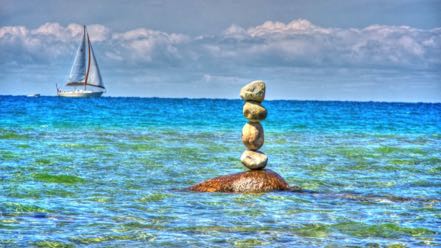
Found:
[242,122,264,150]
[243,101,267,121]
[240,150,268,170]
[240,80,266,102]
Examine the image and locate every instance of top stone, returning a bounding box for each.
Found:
[240,80,266,102]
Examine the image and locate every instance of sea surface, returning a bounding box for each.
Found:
[0,96,440,247]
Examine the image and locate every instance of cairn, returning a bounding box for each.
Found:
[188,80,291,193]
[240,80,268,170]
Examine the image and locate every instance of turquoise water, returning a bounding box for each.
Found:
[1,96,440,247]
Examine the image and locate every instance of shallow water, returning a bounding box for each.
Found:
[0,96,440,247]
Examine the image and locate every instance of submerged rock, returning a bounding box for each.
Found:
[188,169,289,193]
[243,101,267,122]
[242,122,264,150]
[240,80,266,102]
[240,150,268,169]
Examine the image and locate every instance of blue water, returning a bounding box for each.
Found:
[1,96,440,247]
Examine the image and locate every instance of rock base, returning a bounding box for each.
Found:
[188,169,290,193]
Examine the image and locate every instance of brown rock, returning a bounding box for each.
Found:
[240,80,266,102]
[240,150,268,170]
[243,101,267,122]
[242,122,264,150]
[188,169,289,193]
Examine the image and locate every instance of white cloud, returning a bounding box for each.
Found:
[0,19,440,70]
[0,22,187,65]
[0,25,28,39]
[110,28,188,62]
[219,19,441,69]
[246,19,331,36]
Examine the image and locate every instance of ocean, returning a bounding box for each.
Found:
[1,96,440,247]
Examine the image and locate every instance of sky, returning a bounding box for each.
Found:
[0,0,440,101]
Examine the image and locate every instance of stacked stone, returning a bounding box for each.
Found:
[239,80,268,170]
[188,80,291,193]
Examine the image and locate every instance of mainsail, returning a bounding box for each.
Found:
[66,25,105,90]
[68,26,87,83]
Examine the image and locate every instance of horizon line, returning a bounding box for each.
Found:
[1,94,440,104]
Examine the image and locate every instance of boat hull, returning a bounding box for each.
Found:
[27,94,41,97]
[57,91,103,98]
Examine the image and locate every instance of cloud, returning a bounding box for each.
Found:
[0,22,187,65]
[109,28,188,63]
[218,19,441,70]
[1,19,440,70]
[0,23,109,63]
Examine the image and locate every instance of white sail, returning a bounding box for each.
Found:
[86,36,105,89]
[68,26,87,83]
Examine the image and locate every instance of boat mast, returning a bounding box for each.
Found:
[84,26,92,90]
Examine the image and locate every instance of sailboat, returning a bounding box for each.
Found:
[57,25,105,97]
